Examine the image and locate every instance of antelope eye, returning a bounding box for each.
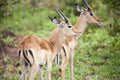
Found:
[90,13,93,16]
[68,26,72,28]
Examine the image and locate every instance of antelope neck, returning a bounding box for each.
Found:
[50,28,66,57]
[74,14,88,35]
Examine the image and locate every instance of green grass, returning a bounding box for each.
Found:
[0,1,120,80]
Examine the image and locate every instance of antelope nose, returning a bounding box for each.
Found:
[79,32,82,33]
[75,32,81,37]
[97,22,102,26]
[77,31,82,34]
[97,19,102,25]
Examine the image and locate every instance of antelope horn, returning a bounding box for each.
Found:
[48,16,53,21]
[82,0,91,10]
[55,9,68,23]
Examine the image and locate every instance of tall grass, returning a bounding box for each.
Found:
[0,1,120,80]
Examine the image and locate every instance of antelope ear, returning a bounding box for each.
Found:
[76,4,84,12]
[49,16,60,24]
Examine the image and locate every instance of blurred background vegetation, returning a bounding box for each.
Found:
[0,0,120,80]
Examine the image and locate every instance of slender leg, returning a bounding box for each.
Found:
[20,58,28,80]
[21,65,27,80]
[39,65,43,80]
[55,54,60,67]
[29,64,38,80]
[70,50,74,80]
[60,49,68,80]
[46,62,52,80]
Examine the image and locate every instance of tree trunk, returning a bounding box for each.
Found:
[31,0,39,7]
[109,11,113,29]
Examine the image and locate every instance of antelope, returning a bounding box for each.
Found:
[57,0,102,80]
[17,9,80,80]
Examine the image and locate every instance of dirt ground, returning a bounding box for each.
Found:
[0,30,23,60]
[0,30,23,79]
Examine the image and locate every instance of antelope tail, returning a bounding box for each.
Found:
[19,49,34,67]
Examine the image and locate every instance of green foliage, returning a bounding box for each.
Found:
[0,0,120,80]
[0,1,58,37]
[2,37,14,44]
[102,0,120,15]
[0,0,7,18]
[102,0,120,35]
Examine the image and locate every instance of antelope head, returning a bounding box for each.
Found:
[76,0,101,25]
[49,9,80,37]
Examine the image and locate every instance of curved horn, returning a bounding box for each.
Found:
[82,0,91,10]
[55,9,68,23]
[48,16,53,21]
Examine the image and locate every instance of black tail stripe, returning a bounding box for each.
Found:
[56,54,59,65]
[26,50,28,56]
[28,50,34,62]
[18,50,21,60]
[62,47,67,56]
[24,60,28,67]
[23,50,32,67]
